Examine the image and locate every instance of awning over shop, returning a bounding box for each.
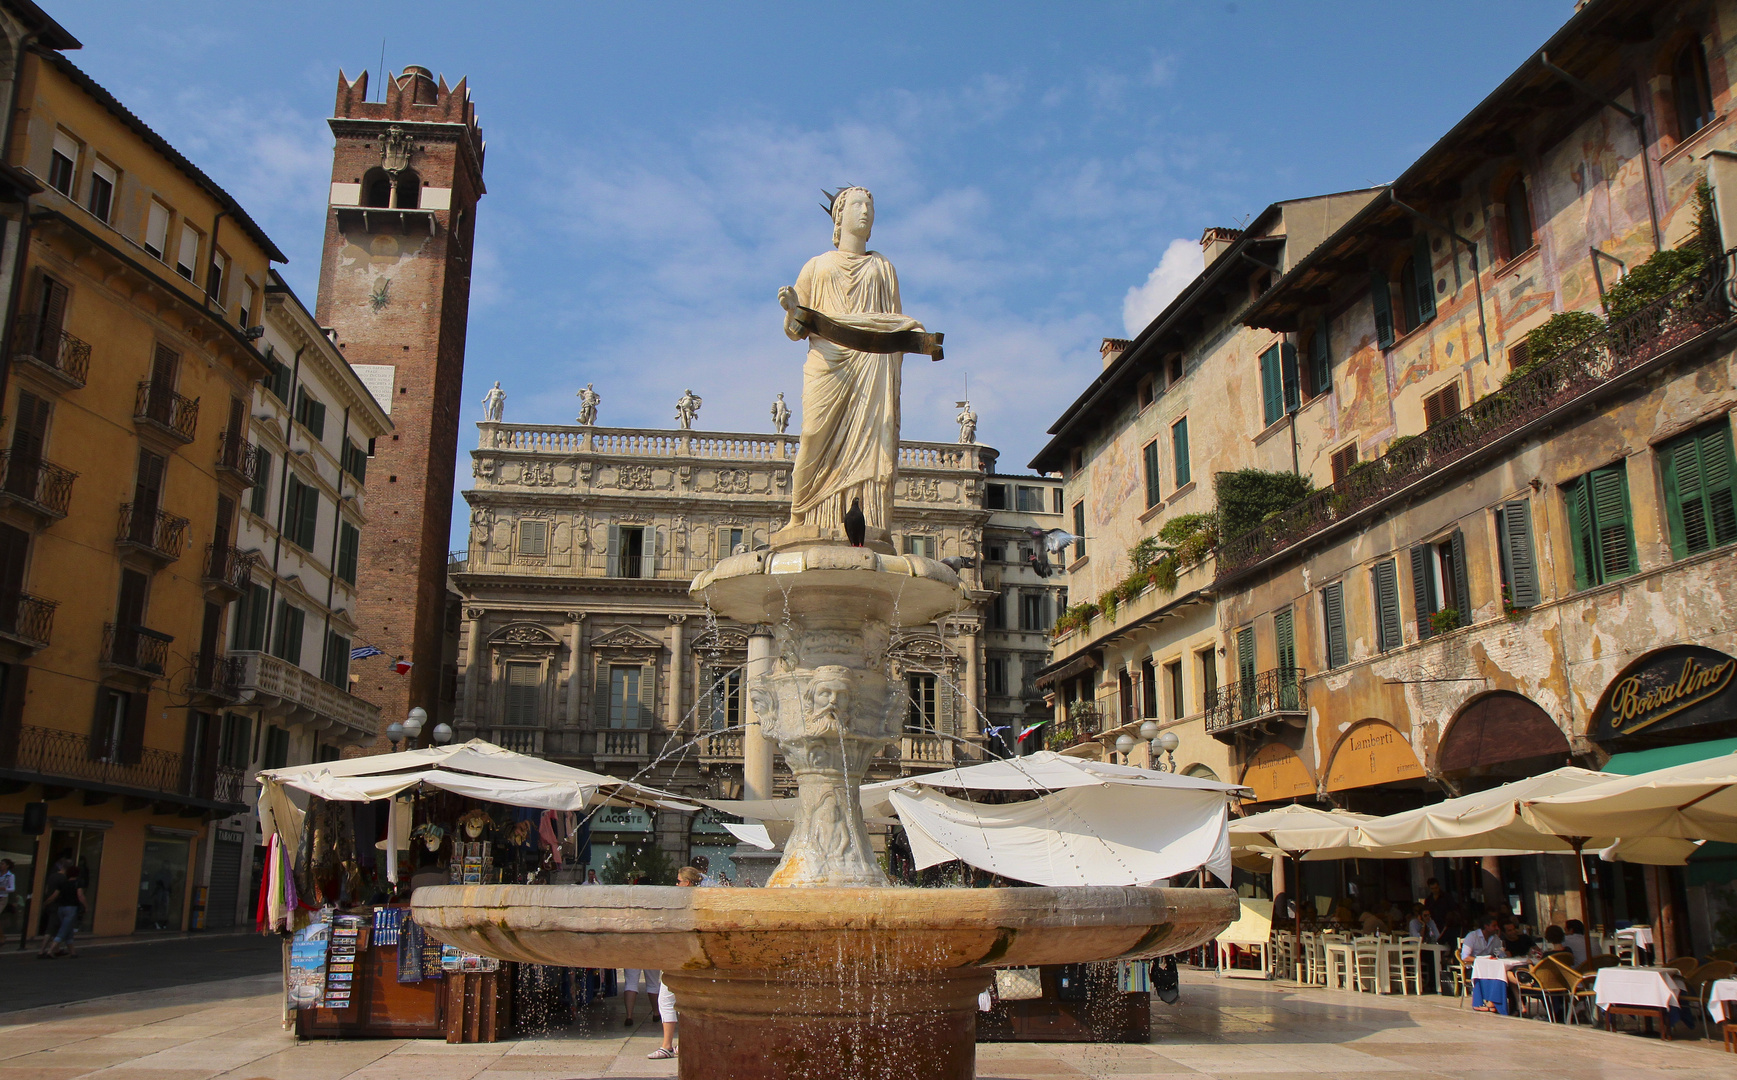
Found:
[1438,692,1570,772]
[1602,737,1737,776]
[1324,720,1424,792]
[1239,741,1316,803]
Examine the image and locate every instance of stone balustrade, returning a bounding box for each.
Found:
[479,422,983,473]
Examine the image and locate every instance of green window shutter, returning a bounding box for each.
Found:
[1370,269,1395,349]
[1708,425,1737,549]
[1409,544,1435,640]
[1274,608,1296,671]
[1310,315,1332,395]
[594,659,612,726]
[1412,233,1436,324]
[1143,440,1161,507]
[1073,502,1086,559]
[1280,343,1301,414]
[337,522,360,585]
[1322,582,1347,669]
[1501,500,1540,608]
[250,449,272,516]
[1590,463,1637,582]
[1448,528,1470,626]
[297,480,320,550]
[1662,422,1737,558]
[1565,476,1594,590]
[1237,626,1256,683]
[1259,345,1284,426]
[1172,418,1190,487]
[1373,559,1402,652]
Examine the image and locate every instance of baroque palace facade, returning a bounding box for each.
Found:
[446,417,1060,869]
[1039,0,1737,952]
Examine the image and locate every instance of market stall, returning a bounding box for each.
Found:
[257,740,694,1041]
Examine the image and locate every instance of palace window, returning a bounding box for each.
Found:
[985,656,1008,697]
[1410,530,1471,638]
[503,662,540,726]
[1564,463,1637,589]
[1659,419,1737,558]
[609,665,645,728]
[705,666,741,731]
[906,673,938,733]
[1495,500,1541,609]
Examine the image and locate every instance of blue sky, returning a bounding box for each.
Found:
[58,1,1573,544]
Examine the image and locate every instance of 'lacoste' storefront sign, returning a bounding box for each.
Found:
[1592,646,1737,742]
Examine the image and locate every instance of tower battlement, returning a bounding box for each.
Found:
[334,67,483,142]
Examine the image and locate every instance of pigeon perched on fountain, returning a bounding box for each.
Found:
[939,555,976,571]
[843,497,866,547]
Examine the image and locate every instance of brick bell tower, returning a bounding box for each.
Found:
[315,66,484,739]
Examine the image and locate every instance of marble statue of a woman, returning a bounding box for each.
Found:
[777,187,940,542]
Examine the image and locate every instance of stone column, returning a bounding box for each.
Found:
[460,608,483,732]
[960,626,981,751]
[742,625,777,802]
[566,612,586,726]
[667,614,688,732]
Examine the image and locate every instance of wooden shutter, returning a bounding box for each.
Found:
[1590,464,1636,582]
[36,274,68,347]
[1448,529,1470,625]
[338,522,359,584]
[134,450,165,519]
[1259,346,1284,426]
[1331,444,1358,484]
[1373,559,1402,652]
[1310,315,1332,395]
[1322,582,1347,669]
[298,480,320,550]
[638,662,657,727]
[504,662,539,725]
[11,392,49,461]
[1274,608,1295,671]
[640,528,657,579]
[1143,440,1161,507]
[1501,500,1540,608]
[1662,423,1737,558]
[0,523,27,601]
[1412,233,1436,323]
[606,523,620,576]
[151,343,179,389]
[119,689,148,765]
[250,449,271,516]
[214,495,234,550]
[1410,545,1435,640]
[1565,476,1594,590]
[117,568,148,631]
[1280,343,1301,414]
[1370,269,1395,349]
[1172,418,1190,487]
[1236,626,1256,683]
[594,658,612,725]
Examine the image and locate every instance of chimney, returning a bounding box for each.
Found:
[1101,337,1132,369]
[1200,226,1242,267]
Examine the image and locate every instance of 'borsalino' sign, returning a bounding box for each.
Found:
[1591,645,1737,743]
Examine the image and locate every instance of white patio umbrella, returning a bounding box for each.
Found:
[1521,752,1737,842]
[1228,805,1374,978]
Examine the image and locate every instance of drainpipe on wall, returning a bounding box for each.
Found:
[1538,52,1663,254]
[1387,192,1493,370]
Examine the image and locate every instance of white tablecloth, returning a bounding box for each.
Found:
[1593,966,1686,1011]
[1709,979,1737,1024]
[1614,926,1654,949]
[1470,957,1527,982]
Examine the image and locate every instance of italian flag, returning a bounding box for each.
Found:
[1016,720,1048,743]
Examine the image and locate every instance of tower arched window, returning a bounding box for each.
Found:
[1673,36,1717,140]
[362,168,392,208]
[395,169,421,209]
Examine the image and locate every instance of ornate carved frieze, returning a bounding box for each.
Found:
[614,464,656,490]
[492,623,560,646]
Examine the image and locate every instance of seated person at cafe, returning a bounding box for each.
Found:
[1500,918,1535,957]
[1562,919,1589,967]
[1358,906,1389,934]
[1408,902,1440,943]
[1539,924,1573,961]
[1460,916,1505,960]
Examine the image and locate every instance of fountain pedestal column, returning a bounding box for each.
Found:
[664,967,989,1080]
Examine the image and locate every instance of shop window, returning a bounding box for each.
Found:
[1142,439,1161,507]
[1331,443,1359,484]
[1673,36,1717,140]
[1410,530,1471,638]
[48,130,76,196]
[906,672,938,733]
[985,656,1008,697]
[985,483,1008,510]
[1564,463,1637,589]
[503,662,540,726]
[1659,419,1737,558]
[1171,417,1191,488]
[1321,581,1348,669]
[1495,500,1541,609]
[1371,558,1402,652]
[1424,383,1462,429]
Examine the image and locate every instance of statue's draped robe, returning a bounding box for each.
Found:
[788,248,922,529]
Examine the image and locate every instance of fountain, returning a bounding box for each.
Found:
[412,187,1237,1079]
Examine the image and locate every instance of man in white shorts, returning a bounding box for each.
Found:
[646,866,703,1059]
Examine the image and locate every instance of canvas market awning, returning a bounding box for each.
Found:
[1522,752,1737,843]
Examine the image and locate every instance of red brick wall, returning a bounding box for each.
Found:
[313,69,484,738]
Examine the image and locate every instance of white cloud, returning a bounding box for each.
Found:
[1122,237,1203,337]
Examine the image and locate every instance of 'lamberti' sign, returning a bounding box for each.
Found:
[1592,646,1737,742]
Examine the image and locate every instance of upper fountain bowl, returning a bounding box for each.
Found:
[690,543,965,627]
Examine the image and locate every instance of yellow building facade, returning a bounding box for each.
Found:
[0,42,281,939]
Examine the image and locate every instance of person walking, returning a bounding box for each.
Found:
[0,858,15,917]
[647,866,702,1060]
[37,857,84,959]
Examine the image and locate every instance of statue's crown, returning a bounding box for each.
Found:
[821,187,859,218]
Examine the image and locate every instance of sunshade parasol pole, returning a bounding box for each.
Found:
[1570,838,1597,958]
[1293,853,1304,983]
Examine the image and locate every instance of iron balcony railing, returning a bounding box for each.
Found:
[190,651,243,700]
[0,589,56,647]
[101,621,171,676]
[204,544,255,594]
[133,381,199,443]
[11,315,91,386]
[216,429,260,484]
[1217,256,1734,579]
[9,725,181,794]
[117,503,189,561]
[0,451,76,517]
[1205,667,1307,735]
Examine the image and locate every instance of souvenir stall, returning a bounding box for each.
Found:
[257,740,694,1042]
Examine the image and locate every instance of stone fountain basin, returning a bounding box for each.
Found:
[411,884,1237,972]
[690,545,965,626]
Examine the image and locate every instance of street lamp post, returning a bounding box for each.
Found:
[1136,720,1179,772]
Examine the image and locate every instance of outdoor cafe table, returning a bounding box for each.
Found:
[1418,943,1451,994]
[1593,966,1690,1040]
[1470,957,1528,1014]
[1709,978,1737,1024]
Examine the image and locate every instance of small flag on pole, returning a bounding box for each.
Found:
[350,645,384,661]
[393,658,414,674]
[1016,720,1048,743]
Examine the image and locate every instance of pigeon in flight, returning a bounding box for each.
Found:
[1025,527,1081,578]
[844,497,866,547]
[940,555,977,571]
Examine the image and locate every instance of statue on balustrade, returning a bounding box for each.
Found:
[575,383,600,426]
[481,381,506,422]
[675,388,702,430]
[770,392,791,435]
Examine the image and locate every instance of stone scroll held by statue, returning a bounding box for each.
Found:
[778,187,943,538]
